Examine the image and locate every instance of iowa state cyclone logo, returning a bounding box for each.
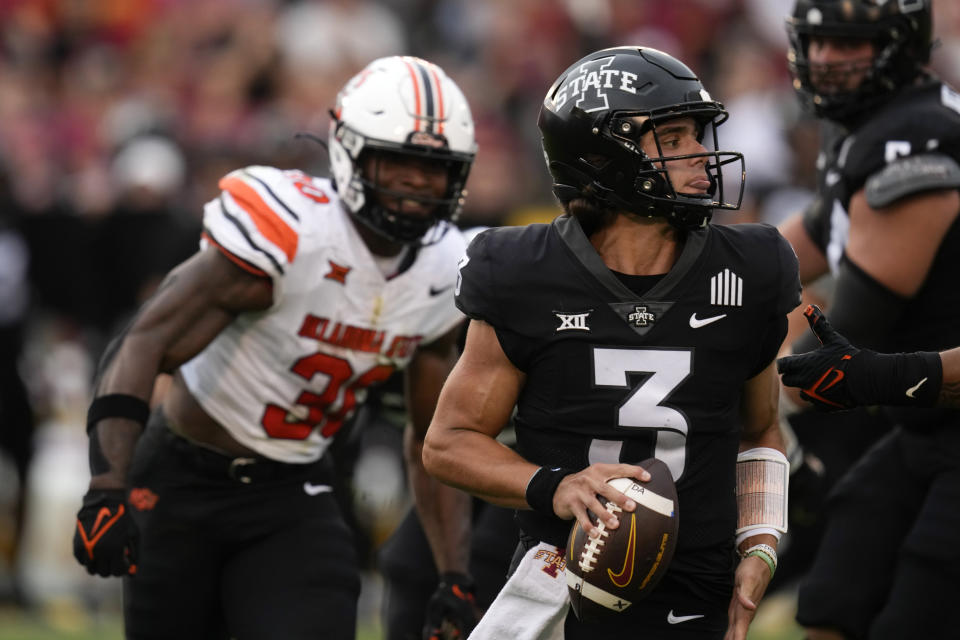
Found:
[552,56,640,113]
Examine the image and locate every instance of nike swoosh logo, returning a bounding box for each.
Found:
[607,514,636,588]
[429,284,454,296]
[906,377,928,398]
[667,610,705,624]
[689,313,727,328]
[77,504,126,559]
[303,482,332,496]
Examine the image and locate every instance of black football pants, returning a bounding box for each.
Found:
[797,426,960,639]
[379,500,518,639]
[123,413,360,640]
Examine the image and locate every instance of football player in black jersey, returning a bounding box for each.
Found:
[423,46,802,640]
[777,1,960,638]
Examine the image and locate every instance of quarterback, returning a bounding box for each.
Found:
[72,56,476,640]
[425,47,801,639]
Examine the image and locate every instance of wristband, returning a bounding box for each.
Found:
[87,394,150,432]
[741,543,777,578]
[849,350,942,407]
[525,466,575,516]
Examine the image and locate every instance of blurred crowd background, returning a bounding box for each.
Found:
[1,0,959,637]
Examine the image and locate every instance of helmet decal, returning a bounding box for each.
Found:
[551,57,623,113]
[400,56,446,134]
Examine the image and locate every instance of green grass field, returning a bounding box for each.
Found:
[0,607,384,640]
[0,612,383,639]
[0,593,804,640]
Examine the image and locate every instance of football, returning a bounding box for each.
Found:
[565,457,679,622]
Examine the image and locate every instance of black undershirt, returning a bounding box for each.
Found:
[611,271,666,297]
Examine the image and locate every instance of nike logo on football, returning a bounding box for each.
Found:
[667,610,705,624]
[303,482,332,496]
[608,514,636,588]
[689,313,726,328]
[429,284,453,297]
[906,377,928,399]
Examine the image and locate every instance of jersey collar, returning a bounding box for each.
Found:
[553,214,708,302]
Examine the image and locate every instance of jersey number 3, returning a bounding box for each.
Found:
[593,348,692,479]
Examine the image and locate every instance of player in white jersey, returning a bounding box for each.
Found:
[71,56,477,640]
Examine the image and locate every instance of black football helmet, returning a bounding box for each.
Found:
[787,0,932,122]
[537,46,744,230]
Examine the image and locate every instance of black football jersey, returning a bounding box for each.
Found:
[456,215,800,594]
[801,80,960,434]
[802,80,960,354]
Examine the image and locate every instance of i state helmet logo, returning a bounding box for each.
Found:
[552,57,642,113]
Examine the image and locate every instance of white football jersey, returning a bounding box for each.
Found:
[180,166,466,463]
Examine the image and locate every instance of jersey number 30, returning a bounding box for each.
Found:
[593,347,692,479]
[261,352,394,440]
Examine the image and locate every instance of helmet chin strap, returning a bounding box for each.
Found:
[351,199,450,247]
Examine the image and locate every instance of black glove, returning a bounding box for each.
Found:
[73,489,137,577]
[777,305,861,411]
[422,572,479,640]
[777,305,941,410]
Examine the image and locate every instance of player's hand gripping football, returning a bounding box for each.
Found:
[73,488,138,577]
[552,463,651,537]
[422,572,480,640]
[776,305,862,411]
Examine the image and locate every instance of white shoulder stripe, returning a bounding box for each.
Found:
[224,168,301,230]
[204,195,288,277]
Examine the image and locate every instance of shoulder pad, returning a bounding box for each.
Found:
[461,225,491,245]
[454,225,548,326]
[202,166,307,279]
[865,153,960,209]
[712,224,801,316]
[454,228,499,325]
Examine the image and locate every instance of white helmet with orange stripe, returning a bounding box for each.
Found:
[329,56,477,245]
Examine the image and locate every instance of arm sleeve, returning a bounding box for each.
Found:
[794,254,908,354]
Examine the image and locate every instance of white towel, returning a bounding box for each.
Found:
[469,542,569,640]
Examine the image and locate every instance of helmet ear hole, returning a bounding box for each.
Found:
[582,154,610,170]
